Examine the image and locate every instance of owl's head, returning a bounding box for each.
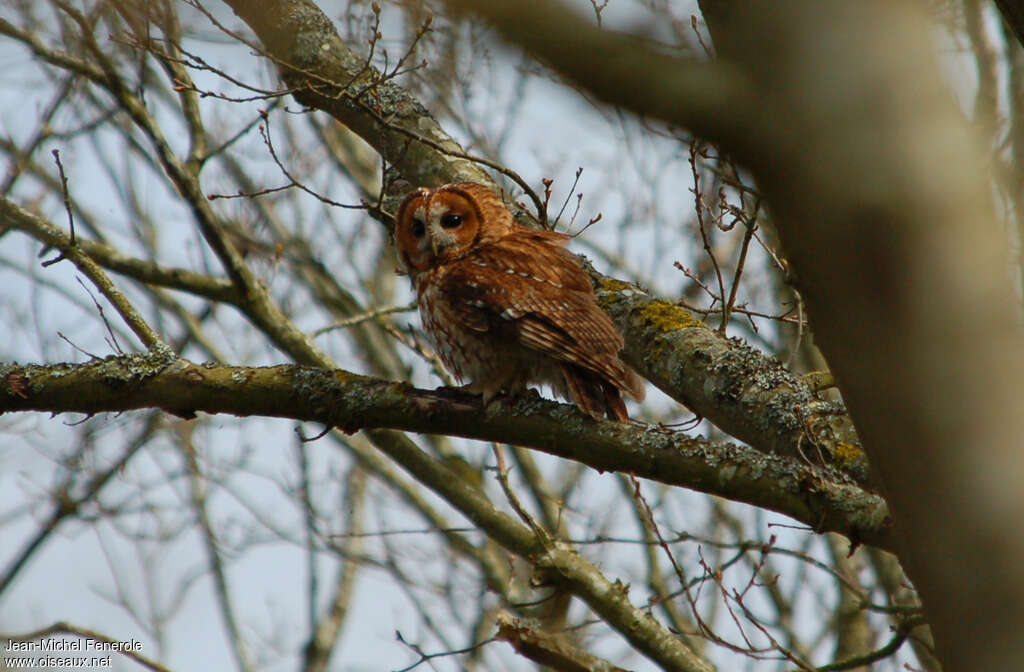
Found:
[395,182,514,274]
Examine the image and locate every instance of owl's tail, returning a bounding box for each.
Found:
[560,363,639,423]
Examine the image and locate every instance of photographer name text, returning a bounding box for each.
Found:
[5,638,142,653]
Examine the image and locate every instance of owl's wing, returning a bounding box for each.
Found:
[441,231,642,400]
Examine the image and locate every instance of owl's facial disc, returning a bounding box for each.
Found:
[426,199,470,259]
[396,197,433,273]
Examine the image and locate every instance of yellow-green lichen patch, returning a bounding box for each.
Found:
[832,441,867,469]
[598,277,632,293]
[594,278,635,313]
[636,299,699,333]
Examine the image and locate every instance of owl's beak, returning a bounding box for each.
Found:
[430,237,442,257]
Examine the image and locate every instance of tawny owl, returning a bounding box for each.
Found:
[395,182,644,422]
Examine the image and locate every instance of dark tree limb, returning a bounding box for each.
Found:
[994,0,1024,49]
[0,356,892,552]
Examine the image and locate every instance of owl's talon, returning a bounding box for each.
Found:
[435,383,499,410]
[453,380,501,406]
[485,387,541,410]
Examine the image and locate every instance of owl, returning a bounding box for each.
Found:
[395,182,644,422]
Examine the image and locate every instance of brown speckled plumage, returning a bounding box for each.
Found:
[395,182,644,422]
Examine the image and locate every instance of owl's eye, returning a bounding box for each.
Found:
[440,213,463,229]
[411,218,426,237]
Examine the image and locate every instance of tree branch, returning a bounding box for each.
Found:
[994,0,1024,50]
[495,610,630,672]
[220,0,493,190]
[594,277,867,481]
[0,356,892,552]
[0,186,170,355]
[1,196,239,305]
[441,0,758,155]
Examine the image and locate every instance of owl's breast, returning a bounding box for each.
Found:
[415,269,475,380]
[412,263,570,398]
